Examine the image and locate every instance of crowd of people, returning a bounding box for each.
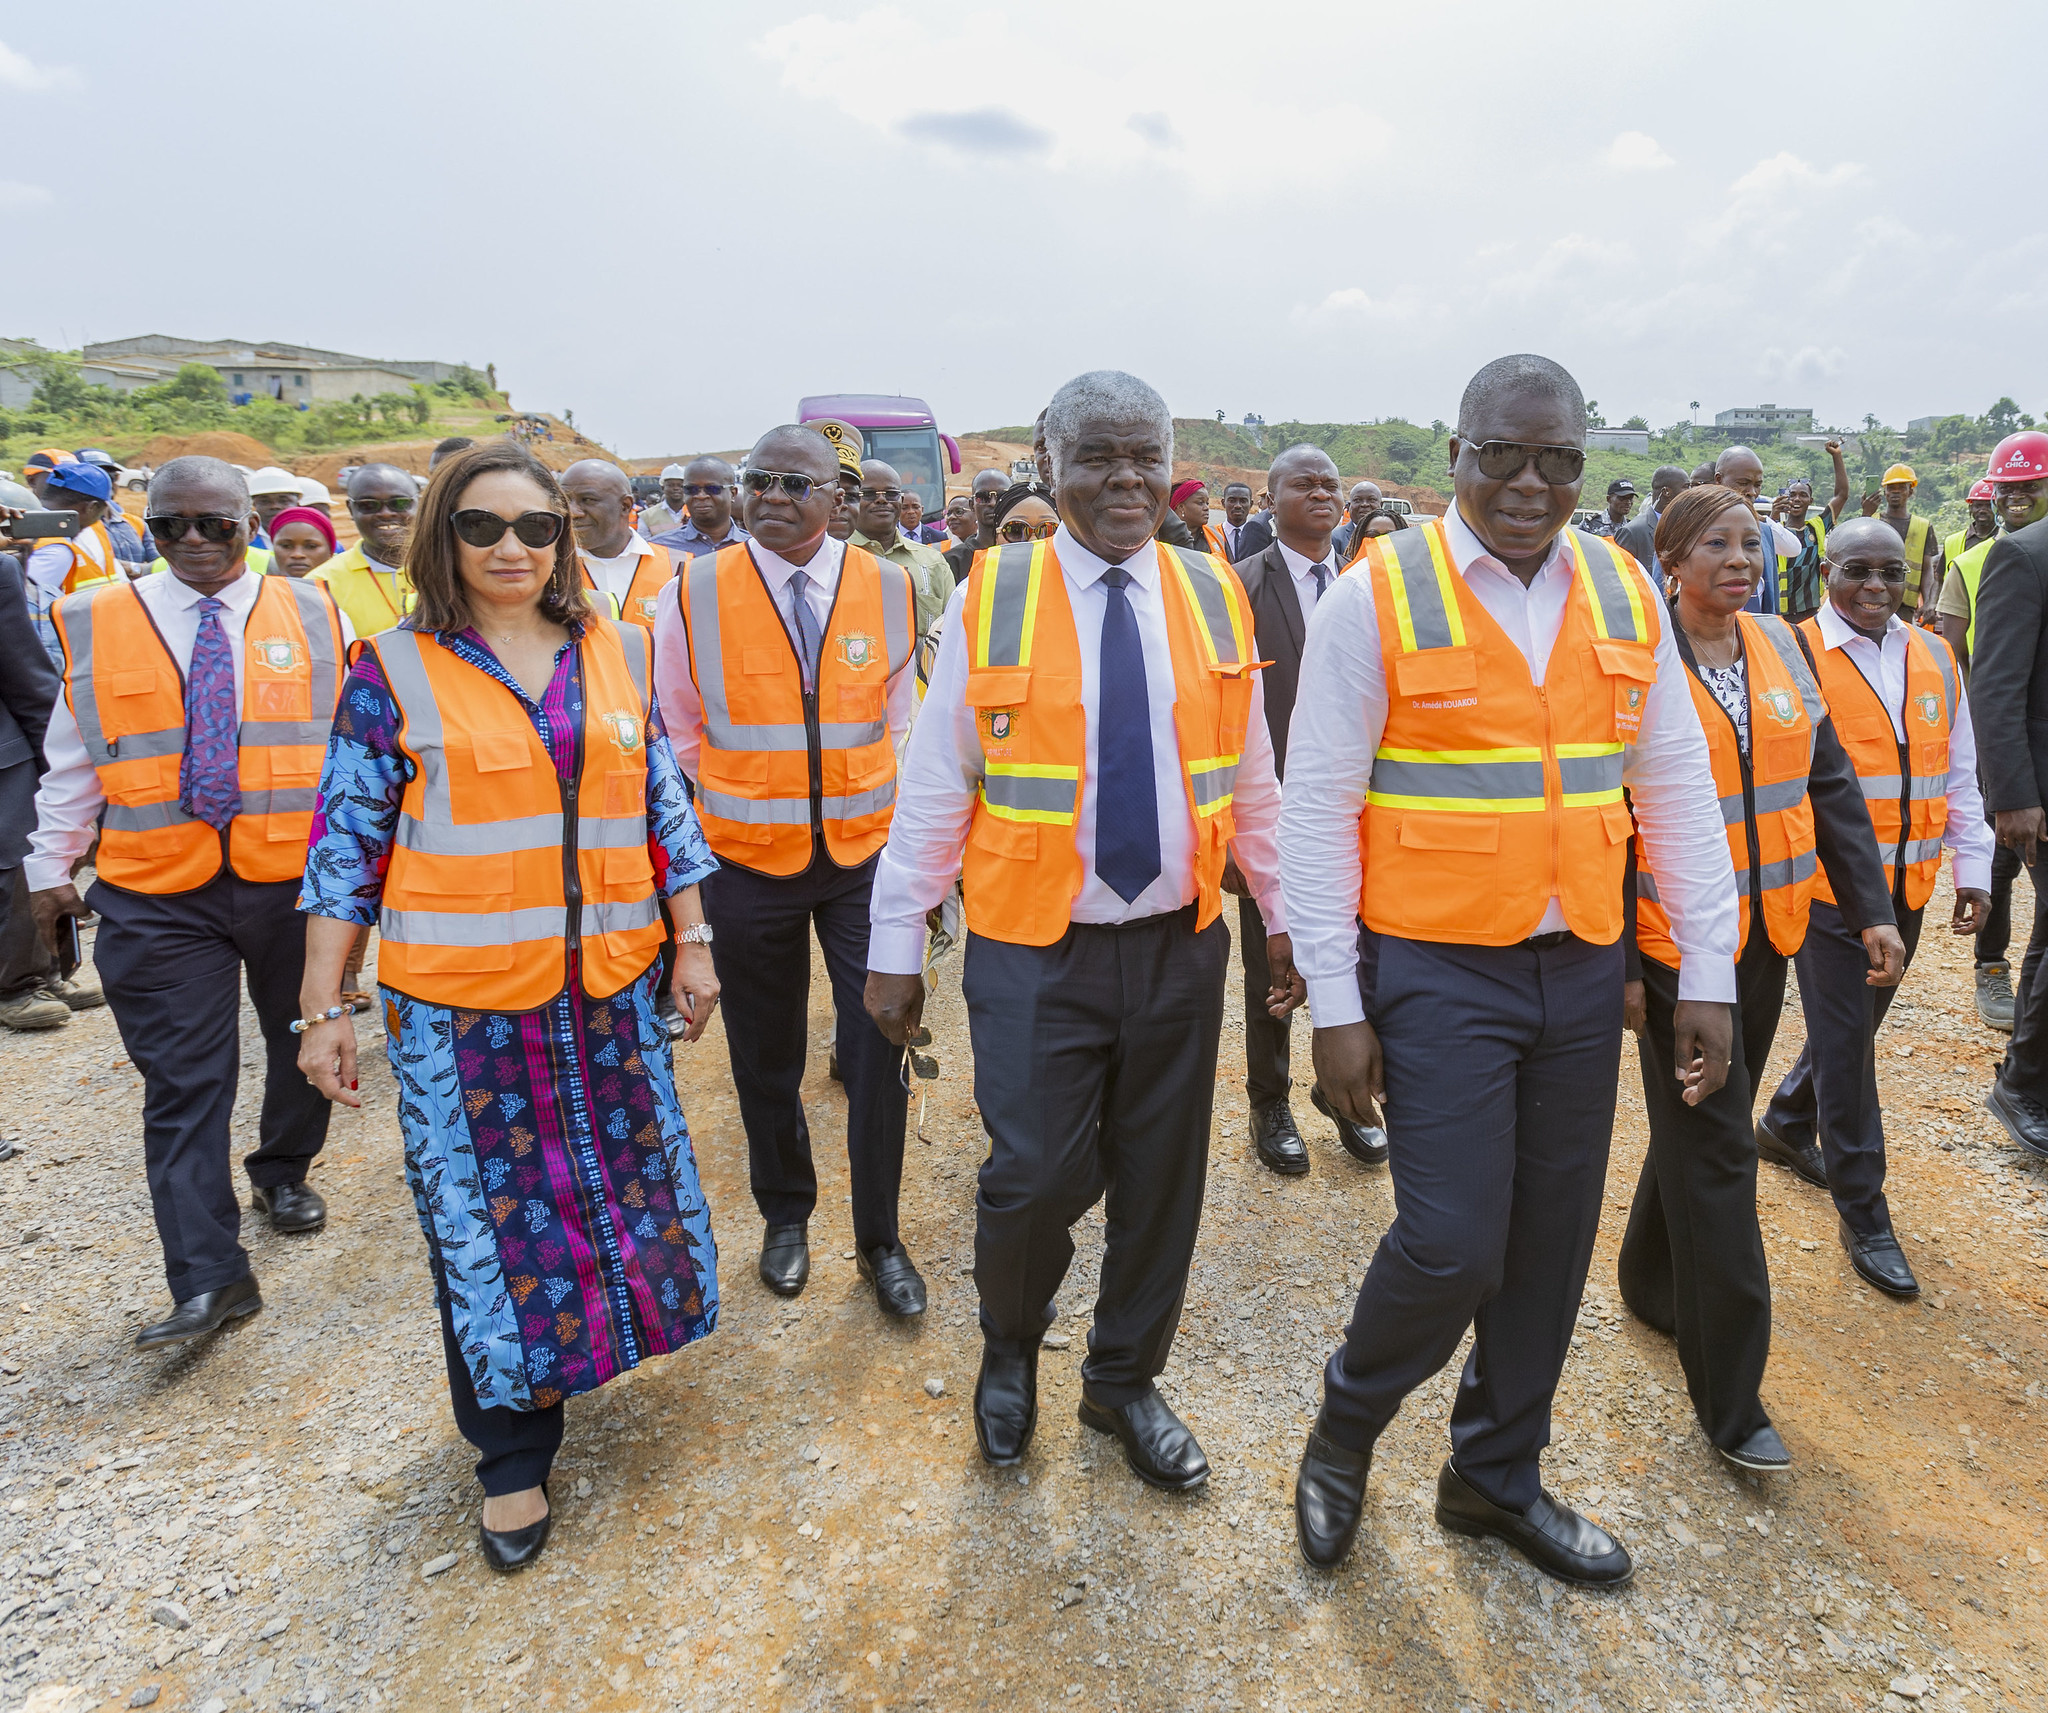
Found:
[1,353,2043,1595]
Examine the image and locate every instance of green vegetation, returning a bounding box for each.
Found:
[0,347,504,464]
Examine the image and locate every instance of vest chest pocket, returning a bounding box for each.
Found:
[602,769,644,818]
[965,666,1034,762]
[1391,648,1477,704]
[742,647,786,676]
[837,683,885,721]
[969,812,1037,860]
[1755,732,1812,786]
[469,731,533,772]
[1591,640,1657,743]
[107,668,160,700]
[250,678,309,720]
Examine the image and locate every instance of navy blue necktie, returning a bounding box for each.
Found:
[1311,562,1331,601]
[1095,567,1161,903]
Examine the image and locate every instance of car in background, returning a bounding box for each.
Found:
[1379,496,1415,517]
[630,475,663,508]
[797,394,962,521]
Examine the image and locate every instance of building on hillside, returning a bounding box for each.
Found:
[75,336,478,405]
[1712,403,1813,441]
[1586,428,1651,455]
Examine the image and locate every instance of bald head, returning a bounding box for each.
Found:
[1347,478,1384,522]
[1824,515,1911,633]
[749,425,838,486]
[1267,444,1344,556]
[1269,443,1338,486]
[346,462,416,502]
[345,461,418,566]
[1715,445,1766,505]
[1825,515,1902,565]
[1650,464,1690,508]
[559,458,636,556]
[1456,354,1586,443]
[684,455,734,486]
[857,458,906,540]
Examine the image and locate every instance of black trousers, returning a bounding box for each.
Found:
[1236,894,1290,1108]
[0,862,53,1002]
[1762,897,1924,1235]
[1321,932,1621,1512]
[965,906,1229,1409]
[1977,840,2023,966]
[437,1283,563,1495]
[89,871,332,1300]
[1617,926,1785,1449]
[701,846,906,1252]
[2000,847,2048,1101]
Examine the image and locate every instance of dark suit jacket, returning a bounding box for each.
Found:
[1614,506,1659,570]
[1231,514,1275,562]
[1232,542,1314,780]
[1969,515,2048,814]
[0,553,60,865]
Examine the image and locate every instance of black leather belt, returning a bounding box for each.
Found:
[1524,930,1573,949]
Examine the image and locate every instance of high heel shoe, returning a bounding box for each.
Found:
[478,1483,552,1573]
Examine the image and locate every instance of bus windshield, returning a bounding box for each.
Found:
[864,428,945,518]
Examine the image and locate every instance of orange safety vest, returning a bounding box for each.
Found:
[1798,615,1957,912]
[42,520,122,593]
[372,619,663,1010]
[959,539,1259,947]
[53,573,344,893]
[1202,522,1229,560]
[1636,612,1823,968]
[677,543,915,877]
[581,540,675,630]
[1359,521,1659,946]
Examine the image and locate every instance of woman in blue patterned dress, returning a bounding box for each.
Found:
[294,443,721,1572]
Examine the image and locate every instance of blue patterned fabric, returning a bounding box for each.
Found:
[179,597,242,829]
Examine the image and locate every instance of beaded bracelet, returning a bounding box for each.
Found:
[289,1006,351,1035]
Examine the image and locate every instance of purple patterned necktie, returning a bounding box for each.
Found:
[178,596,242,831]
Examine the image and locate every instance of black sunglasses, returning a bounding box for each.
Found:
[742,469,833,502]
[451,508,567,549]
[678,483,729,498]
[145,514,242,543]
[860,486,904,505]
[350,495,416,516]
[1461,439,1587,485]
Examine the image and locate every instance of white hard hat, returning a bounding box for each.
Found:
[659,463,689,480]
[249,465,301,496]
[297,477,332,506]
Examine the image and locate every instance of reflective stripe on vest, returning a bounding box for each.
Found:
[582,542,675,629]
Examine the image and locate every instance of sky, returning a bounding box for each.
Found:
[4,0,2043,459]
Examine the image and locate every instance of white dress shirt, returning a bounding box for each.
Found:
[866,524,1287,975]
[1273,538,1340,634]
[1812,602,1994,892]
[1280,505,1738,1024]
[26,566,358,892]
[652,533,915,782]
[578,531,659,606]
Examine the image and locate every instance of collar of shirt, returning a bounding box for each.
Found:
[1052,522,1158,592]
[581,531,652,567]
[677,519,745,545]
[1441,502,1574,587]
[1814,600,1903,655]
[152,563,265,615]
[849,527,905,556]
[749,532,844,597]
[1274,538,1335,581]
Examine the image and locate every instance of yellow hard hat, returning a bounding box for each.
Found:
[1881,463,1918,487]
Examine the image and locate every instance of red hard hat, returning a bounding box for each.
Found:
[1988,430,2048,483]
[1969,478,1996,502]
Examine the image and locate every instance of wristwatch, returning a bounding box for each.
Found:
[678,923,714,945]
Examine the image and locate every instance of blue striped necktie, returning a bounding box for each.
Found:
[1094,568,1161,903]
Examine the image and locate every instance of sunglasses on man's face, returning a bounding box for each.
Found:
[998,518,1058,543]
[145,514,243,544]
[860,487,904,505]
[349,495,416,517]
[451,508,567,549]
[1461,439,1586,485]
[680,483,729,498]
[742,469,833,503]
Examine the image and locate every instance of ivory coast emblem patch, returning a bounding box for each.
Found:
[1622,684,1645,714]
[1762,686,1798,726]
[638,595,661,620]
[835,631,878,670]
[251,636,301,673]
[600,709,642,752]
[1914,690,1942,727]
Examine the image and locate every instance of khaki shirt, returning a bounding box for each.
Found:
[849,528,953,633]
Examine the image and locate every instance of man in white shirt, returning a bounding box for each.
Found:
[1280,355,1736,1586]
[561,460,675,629]
[863,370,1297,1493]
[28,457,356,1351]
[652,426,924,1320]
[1756,518,1992,1297]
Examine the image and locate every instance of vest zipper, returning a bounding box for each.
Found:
[804,685,824,838]
[561,641,586,990]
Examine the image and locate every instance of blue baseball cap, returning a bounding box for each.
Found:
[44,461,113,504]
[73,447,120,469]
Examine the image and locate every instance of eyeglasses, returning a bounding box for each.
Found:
[741,469,833,502]
[678,483,729,498]
[1460,439,1586,485]
[860,487,904,505]
[145,514,242,544]
[998,518,1059,542]
[349,495,416,516]
[451,508,567,549]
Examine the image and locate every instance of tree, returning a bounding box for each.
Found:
[1586,400,1607,429]
[1986,397,2026,438]
[138,362,229,406]
[15,350,104,415]
[1622,415,1649,431]
[1430,419,1447,442]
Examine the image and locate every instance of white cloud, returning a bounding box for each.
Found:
[0,39,75,91]
[1605,131,1674,171]
[0,181,51,210]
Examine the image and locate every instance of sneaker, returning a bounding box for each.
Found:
[41,973,104,1011]
[0,991,72,1032]
[1976,961,2016,1033]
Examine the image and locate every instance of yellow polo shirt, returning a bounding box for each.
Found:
[311,546,412,638]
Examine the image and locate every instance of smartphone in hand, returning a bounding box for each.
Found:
[57,915,81,980]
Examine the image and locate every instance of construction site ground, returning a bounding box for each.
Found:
[1,867,2045,1713]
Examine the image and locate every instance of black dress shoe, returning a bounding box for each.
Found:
[1251,1101,1310,1175]
[1716,1421,1790,1472]
[1755,1116,1828,1188]
[1434,1461,1632,1587]
[479,1484,551,1573]
[251,1180,327,1234]
[974,1346,1038,1466]
[1839,1219,1918,1298]
[136,1276,262,1349]
[857,1243,927,1316]
[1985,1077,2048,1160]
[1312,1084,1389,1167]
[1295,1412,1375,1569]
[1078,1386,1209,1491]
[759,1223,810,1296]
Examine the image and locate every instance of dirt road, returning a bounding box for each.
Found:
[2,870,2045,1713]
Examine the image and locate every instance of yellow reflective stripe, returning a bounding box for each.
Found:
[983,761,1079,778]
[1553,742,1625,757]
[1017,538,1046,668]
[1419,526,1468,647]
[1377,745,1542,765]
[1569,530,1648,643]
[1383,544,1421,655]
[1364,792,1547,813]
[1559,788,1626,807]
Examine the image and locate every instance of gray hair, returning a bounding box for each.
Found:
[1456,354,1586,443]
[148,455,249,510]
[1043,370,1174,488]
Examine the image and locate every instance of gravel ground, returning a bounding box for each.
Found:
[2,869,2045,1713]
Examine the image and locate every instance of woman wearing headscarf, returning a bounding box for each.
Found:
[1171,479,1227,558]
[1619,485,1899,1471]
[266,507,338,578]
[294,442,722,1572]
